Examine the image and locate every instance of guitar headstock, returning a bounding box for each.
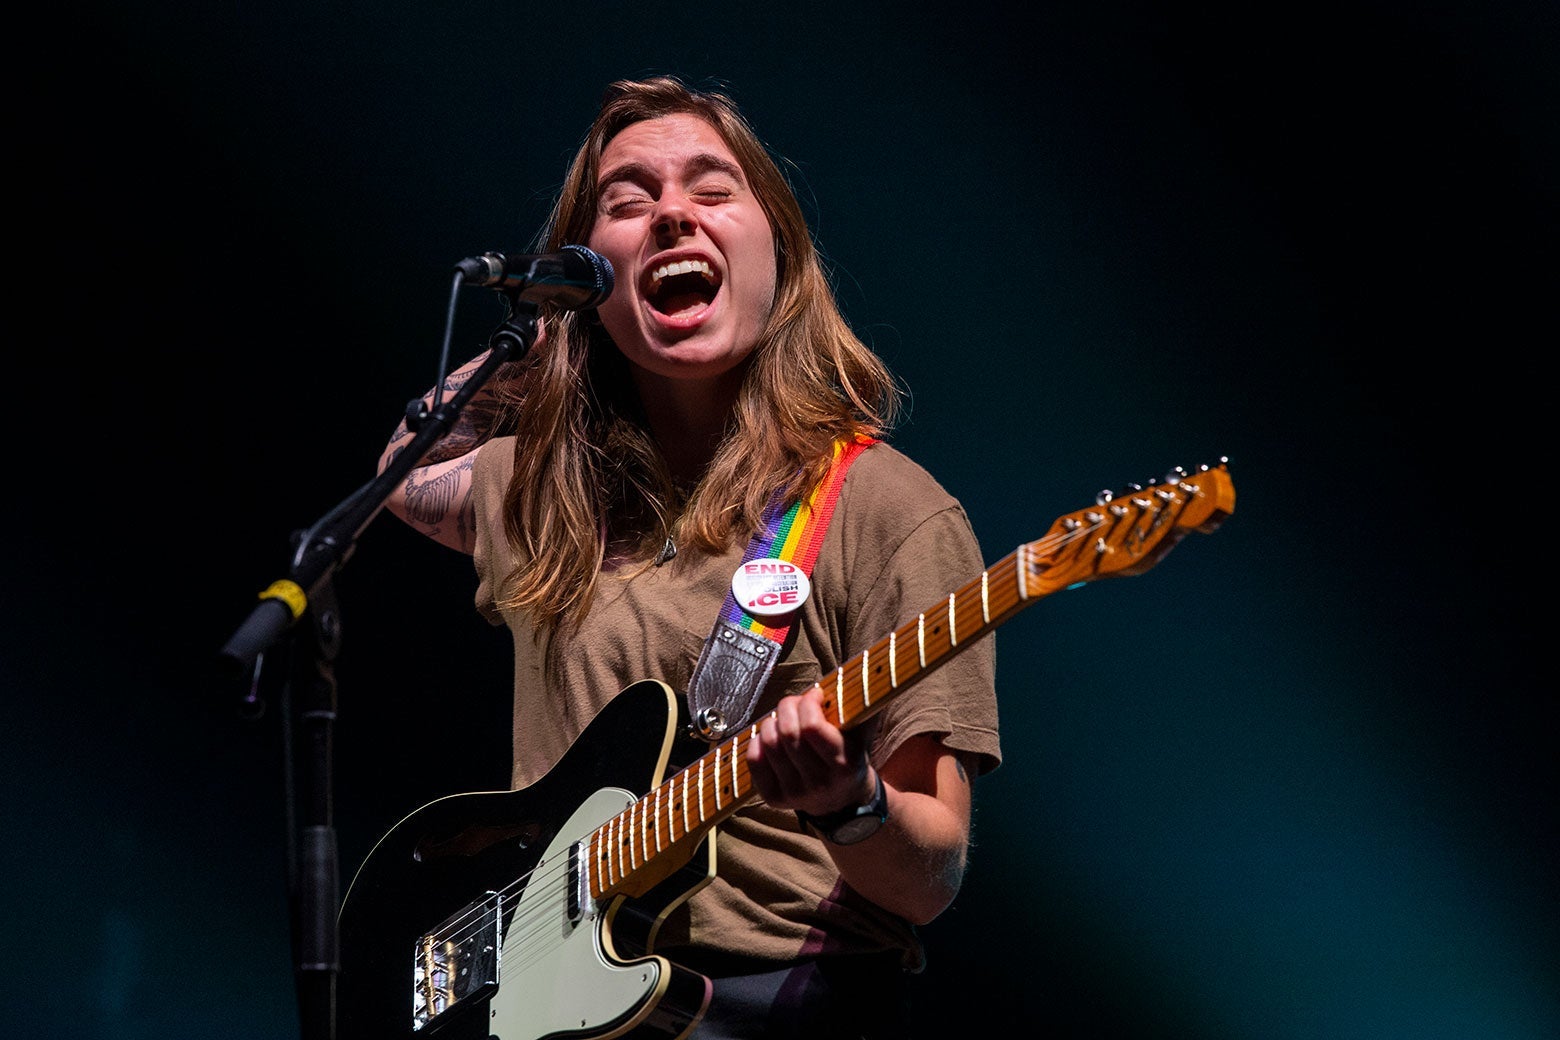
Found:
[1021,460,1235,597]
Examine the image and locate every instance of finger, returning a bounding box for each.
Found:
[745,741,783,803]
[748,716,805,801]
[793,691,849,764]
[774,695,847,788]
[752,702,844,806]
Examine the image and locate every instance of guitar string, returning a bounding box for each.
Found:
[417,513,1108,976]
[447,481,1214,1001]
[417,505,1123,977]
[413,493,1184,991]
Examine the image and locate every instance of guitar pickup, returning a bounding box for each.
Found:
[413,892,500,1032]
[568,838,589,923]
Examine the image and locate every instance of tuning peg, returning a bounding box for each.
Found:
[1166,465,1188,485]
[1095,489,1114,505]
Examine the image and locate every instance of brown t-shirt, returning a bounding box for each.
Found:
[471,439,1002,968]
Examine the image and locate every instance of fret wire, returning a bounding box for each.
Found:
[888,632,898,688]
[609,814,621,886]
[637,795,648,866]
[619,804,630,875]
[600,827,611,894]
[591,831,602,898]
[728,736,740,798]
[860,649,871,708]
[697,758,707,822]
[948,593,958,646]
[627,805,639,872]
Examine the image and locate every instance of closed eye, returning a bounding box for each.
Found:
[602,192,652,217]
[609,200,648,214]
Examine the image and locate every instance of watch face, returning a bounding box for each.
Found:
[805,770,888,845]
[829,813,883,845]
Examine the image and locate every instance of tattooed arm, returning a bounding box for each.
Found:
[377,348,520,555]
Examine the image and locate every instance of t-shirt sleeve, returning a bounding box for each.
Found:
[471,438,515,627]
[838,452,1002,776]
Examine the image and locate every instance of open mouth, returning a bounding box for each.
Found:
[646,258,721,318]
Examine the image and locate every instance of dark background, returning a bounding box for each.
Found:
[12,2,1556,1037]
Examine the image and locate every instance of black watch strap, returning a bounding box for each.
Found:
[796,769,889,845]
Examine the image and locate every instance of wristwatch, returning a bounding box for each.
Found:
[796,769,889,845]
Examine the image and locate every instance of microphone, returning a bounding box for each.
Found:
[455,244,614,310]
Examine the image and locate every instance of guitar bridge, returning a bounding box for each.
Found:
[413,891,501,1032]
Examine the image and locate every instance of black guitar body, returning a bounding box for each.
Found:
[337,680,713,1040]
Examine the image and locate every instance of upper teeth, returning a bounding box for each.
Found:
[650,259,715,287]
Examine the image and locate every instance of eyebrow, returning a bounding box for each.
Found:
[598,152,747,190]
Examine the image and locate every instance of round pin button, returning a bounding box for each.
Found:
[731,557,812,618]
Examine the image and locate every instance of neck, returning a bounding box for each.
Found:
[630,365,747,486]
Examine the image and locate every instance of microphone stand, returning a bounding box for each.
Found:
[219,285,540,1040]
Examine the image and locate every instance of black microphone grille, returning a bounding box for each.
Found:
[560,245,615,305]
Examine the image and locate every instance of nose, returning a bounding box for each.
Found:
[652,195,698,243]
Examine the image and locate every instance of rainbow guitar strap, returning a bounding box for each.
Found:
[685,434,876,741]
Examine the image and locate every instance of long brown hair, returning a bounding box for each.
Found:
[496,76,901,632]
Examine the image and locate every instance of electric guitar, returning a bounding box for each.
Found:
[336,461,1237,1039]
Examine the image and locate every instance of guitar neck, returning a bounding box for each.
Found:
[585,462,1235,901]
